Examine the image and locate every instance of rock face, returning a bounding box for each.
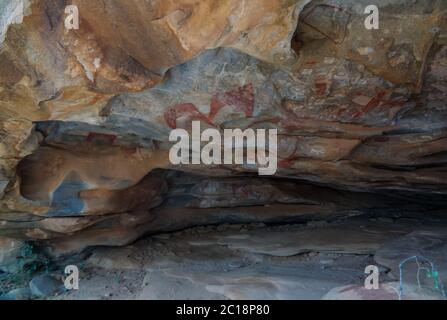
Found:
[29,274,63,297]
[0,0,447,272]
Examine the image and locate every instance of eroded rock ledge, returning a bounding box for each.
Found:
[1,0,447,272]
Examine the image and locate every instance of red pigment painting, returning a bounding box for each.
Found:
[86,132,117,144]
[164,84,254,129]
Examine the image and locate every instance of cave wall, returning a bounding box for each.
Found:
[0,0,446,270]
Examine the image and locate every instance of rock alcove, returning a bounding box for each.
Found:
[0,0,447,300]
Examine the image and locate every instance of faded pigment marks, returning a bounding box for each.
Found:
[169,121,278,175]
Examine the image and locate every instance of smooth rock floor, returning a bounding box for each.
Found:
[41,214,447,300]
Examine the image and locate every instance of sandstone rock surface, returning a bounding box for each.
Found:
[0,0,446,271]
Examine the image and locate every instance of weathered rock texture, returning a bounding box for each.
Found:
[1,0,447,270]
